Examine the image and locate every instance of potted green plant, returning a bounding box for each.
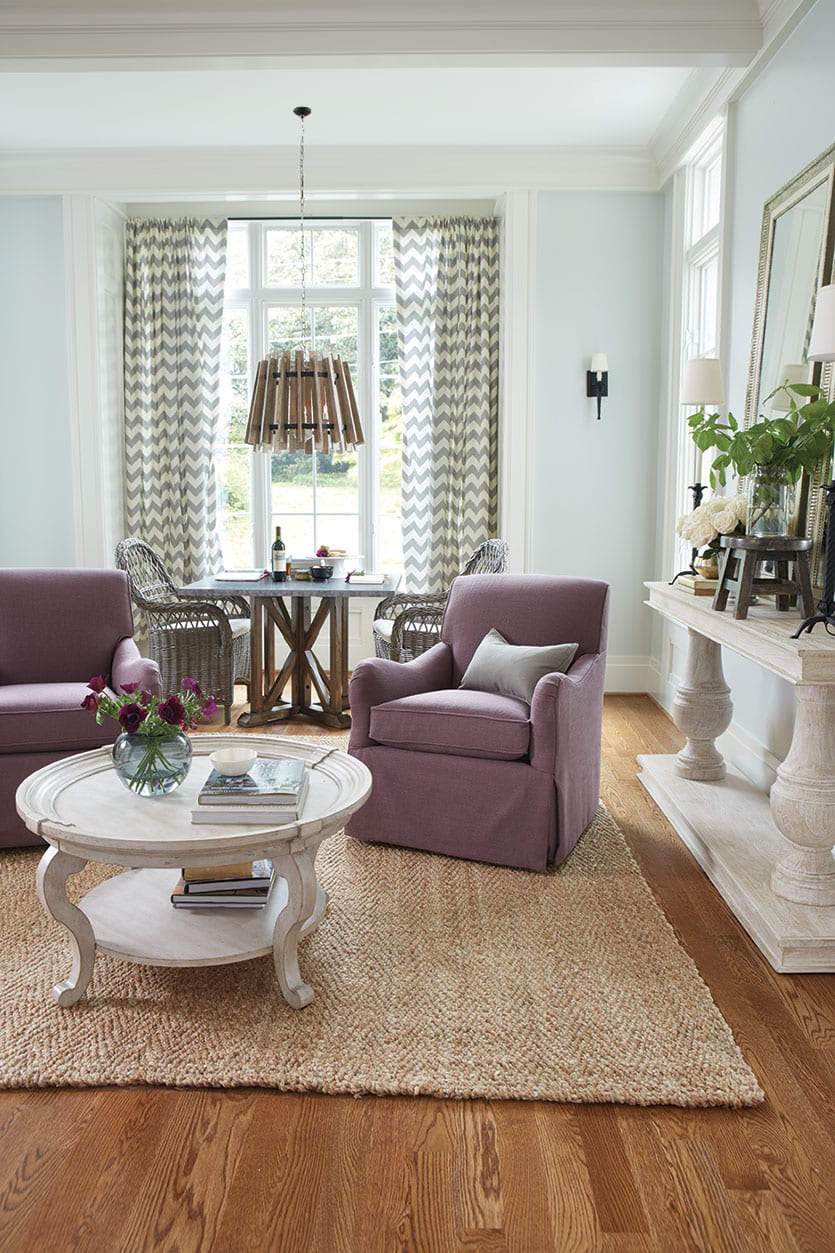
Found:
[687,382,835,535]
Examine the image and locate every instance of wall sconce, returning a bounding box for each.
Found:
[586,353,608,420]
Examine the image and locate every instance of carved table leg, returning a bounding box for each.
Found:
[672,628,733,780]
[770,684,835,905]
[36,846,96,1007]
[272,847,319,1009]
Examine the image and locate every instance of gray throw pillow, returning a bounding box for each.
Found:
[459,628,578,704]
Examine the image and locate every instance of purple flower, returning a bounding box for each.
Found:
[121,682,140,694]
[181,677,202,697]
[159,695,186,727]
[201,695,218,719]
[88,675,108,693]
[118,703,148,734]
[81,692,100,713]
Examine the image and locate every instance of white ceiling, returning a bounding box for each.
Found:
[0,0,814,196]
[0,66,694,150]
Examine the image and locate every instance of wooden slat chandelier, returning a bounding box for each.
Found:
[245,106,365,455]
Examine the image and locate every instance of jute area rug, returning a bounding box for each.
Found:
[0,800,762,1105]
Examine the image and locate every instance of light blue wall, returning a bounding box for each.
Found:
[0,197,74,567]
[719,0,835,772]
[533,190,664,662]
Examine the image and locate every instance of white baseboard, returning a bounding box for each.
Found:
[604,656,654,693]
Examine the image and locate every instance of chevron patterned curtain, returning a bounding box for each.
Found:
[393,216,500,592]
[123,218,227,585]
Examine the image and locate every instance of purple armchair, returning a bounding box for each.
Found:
[347,574,609,872]
[0,568,161,849]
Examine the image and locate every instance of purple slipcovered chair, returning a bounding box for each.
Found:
[0,568,161,849]
[347,574,610,872]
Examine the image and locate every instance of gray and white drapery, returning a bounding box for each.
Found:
[393,216,500,592]
[123,218,227,585]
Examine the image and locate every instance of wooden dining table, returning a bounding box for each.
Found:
[179,573,400,729]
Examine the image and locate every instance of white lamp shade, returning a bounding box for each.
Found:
[770,362,811,411]
[808,284,835,362]
[681,357,724,406]
[590,353,608,375]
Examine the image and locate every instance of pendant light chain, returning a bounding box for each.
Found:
[294,105,311,352]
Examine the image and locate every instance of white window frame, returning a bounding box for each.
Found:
[676,121,726,558]
[218,218,397,571]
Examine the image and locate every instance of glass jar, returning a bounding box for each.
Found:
[112,730,193,797]
[746,467,789,537]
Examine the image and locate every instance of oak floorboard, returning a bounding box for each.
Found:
[2,694,835,1251]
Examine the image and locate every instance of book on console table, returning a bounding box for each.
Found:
[197,758,306,804]
[676,574,717,596]
[348,572,386,585]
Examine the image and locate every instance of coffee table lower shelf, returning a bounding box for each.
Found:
[81,867,326,967]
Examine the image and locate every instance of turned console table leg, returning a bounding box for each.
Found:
[672,629,733,781]
[770,685,835,905]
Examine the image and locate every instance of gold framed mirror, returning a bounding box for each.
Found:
[744,143,835,585]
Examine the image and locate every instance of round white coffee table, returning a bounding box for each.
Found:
[16,734,371,1010]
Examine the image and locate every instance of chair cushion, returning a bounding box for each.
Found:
[368,688,531,760]
[460,628,578,704]
[372,619,394,643]
[0,683,116,754]
[229,618,250,638]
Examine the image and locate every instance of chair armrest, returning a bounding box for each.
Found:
[110,636,162,697]
[348,642,454,749]
[373,591,447,623]
[147,601,234,640]
[529,652,606,775]
[529,652,607,861]
[210,595,250,619]
[390,604,445,662]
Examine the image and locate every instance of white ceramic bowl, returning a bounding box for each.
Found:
[209,747,258,777]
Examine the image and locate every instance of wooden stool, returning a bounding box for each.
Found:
[713,535,815,620]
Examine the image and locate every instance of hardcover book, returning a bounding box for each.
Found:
[198,757,306,804]
[182,859,273,893]
[189,775,310,825]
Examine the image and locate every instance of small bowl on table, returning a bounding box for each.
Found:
[310,564,334,582]
[209,747,258,777]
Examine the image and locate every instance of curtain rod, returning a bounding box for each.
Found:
[227,215,393,222]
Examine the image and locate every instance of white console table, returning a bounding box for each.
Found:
[640,580,835,972]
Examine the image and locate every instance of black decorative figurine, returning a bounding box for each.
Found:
[793,479,835,636]
[669,481,707,585]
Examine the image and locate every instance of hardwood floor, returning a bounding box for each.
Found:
[2,695,835,1252]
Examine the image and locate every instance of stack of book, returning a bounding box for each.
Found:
[171,859,274,909]
[190,757,309,825]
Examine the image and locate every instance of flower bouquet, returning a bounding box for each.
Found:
[676,496,747,574]
[82,676,217,796]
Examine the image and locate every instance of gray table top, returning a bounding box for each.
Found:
[180,572,401,599]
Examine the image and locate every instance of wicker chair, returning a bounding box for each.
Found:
[373,539,509,663]
[115,538,251,724]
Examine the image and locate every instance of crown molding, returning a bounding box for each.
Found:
[650,0,815,183]
[0,144,661,199]
[0,2,762,65]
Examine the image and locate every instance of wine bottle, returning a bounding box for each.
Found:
[271,526,286,582]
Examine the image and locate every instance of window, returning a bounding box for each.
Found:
[215,219,401,570]
[679,124,725,519]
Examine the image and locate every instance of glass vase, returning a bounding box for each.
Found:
[112,730,193,797]
[746,468,789,537]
